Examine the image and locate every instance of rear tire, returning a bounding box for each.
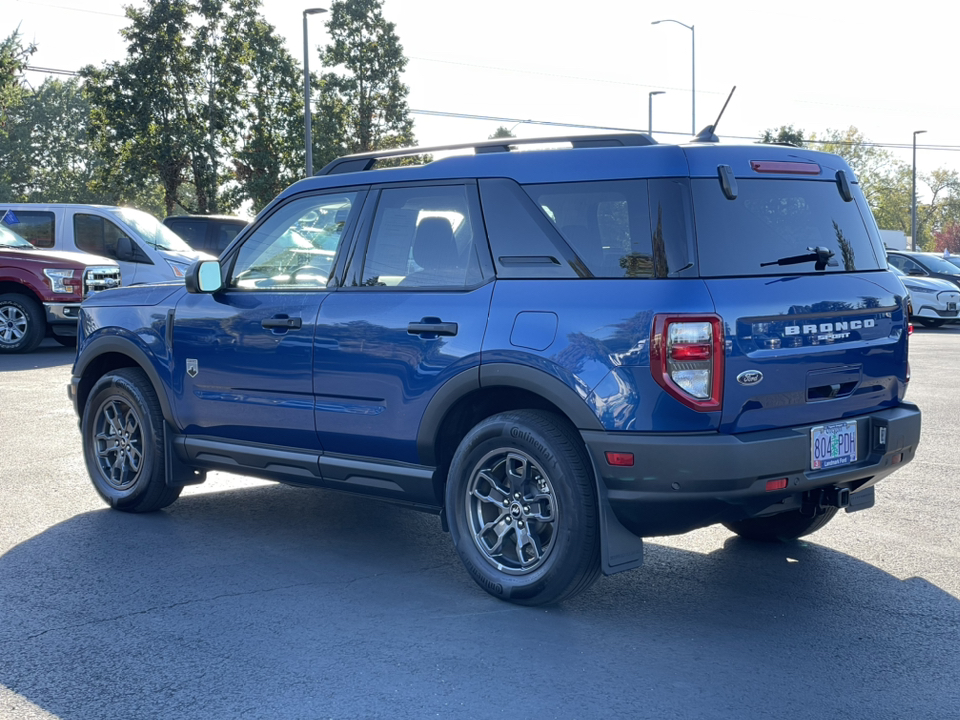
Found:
[445,410,601,605]
[916,318,946,328]
[723,507,838,542]
[0,293,45,354]
[81,367,181,512]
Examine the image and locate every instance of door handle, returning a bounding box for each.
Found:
[407,321,458,336]
[262,316,302,330]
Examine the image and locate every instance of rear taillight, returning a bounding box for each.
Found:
[650,314,724,411]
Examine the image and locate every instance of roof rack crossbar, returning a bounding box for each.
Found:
[316,133,657,176]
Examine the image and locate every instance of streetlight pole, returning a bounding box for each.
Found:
[912,130,926,251]
[648,91,665,137]
[652,19,695,134]
[303,7,328,177]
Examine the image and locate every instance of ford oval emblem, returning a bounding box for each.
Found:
[737,370,763,386]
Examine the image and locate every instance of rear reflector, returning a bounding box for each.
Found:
[605,452,634,467]
[765,478,789,492]
[750,160,821,175]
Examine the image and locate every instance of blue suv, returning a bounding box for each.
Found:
[70,134,922,605]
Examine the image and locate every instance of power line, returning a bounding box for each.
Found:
[17,64,960,154]
[13,0,126,18]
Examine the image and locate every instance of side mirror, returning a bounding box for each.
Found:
[185,260,223,293]
[116,236,136,262]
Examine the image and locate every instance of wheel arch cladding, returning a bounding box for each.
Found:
[75,337,176,428]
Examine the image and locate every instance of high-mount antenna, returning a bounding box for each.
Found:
[691,86,736,143]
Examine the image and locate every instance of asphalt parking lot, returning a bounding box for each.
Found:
[1,329,958,719]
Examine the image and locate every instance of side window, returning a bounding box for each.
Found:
[229,192,361,290]
[1,210,55,248]
[901,258,923,275]
[524,180,653,278]
[886,255,904,271]
[360,185,487,288]
[165,219,207,249]
[74,214,131,260]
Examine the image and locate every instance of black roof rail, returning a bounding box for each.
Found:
[315,133,657,176]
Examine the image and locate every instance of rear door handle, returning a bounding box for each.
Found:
[262,316,302,330]
[407,321,458,337]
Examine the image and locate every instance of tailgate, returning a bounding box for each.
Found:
[706,272,909,434]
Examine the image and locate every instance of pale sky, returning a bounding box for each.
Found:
[6,0,960,186]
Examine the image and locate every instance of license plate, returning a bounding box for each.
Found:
[810,420,857,470]
[948,302,957,311]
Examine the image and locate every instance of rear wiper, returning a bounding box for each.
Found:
[761,246,836,271]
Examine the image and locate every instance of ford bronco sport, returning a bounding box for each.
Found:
[69,133,921,605]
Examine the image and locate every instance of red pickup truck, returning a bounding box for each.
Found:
[0,224,120,353]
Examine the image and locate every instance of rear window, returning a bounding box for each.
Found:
[692,179,884,277]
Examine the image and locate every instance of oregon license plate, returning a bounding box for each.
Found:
[811,420,857,470]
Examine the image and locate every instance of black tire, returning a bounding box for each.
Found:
[723,507,839,542]
[81,367,182,512]
[916,318,946,328]
[0,293,45,354]
[52,334,77,347]
[445,410,601,605]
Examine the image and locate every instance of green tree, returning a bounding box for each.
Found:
[759,124,804,147]
[230,17,307,212]
[0,28,35,199]
[83,0,263,216]
[489,126,515,140]
[318,0,416,159]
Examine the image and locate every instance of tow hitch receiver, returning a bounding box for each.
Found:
[801,487,851,516]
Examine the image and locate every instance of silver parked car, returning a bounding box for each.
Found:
[889,264,960,328]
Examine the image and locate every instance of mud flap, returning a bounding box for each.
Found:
[588,455,644,576]
[164,422,207,487]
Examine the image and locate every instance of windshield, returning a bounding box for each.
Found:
[916,253,960,274]
[0,224,35,249]
[946,256,960,269]
[692,179,885,277]
[111,207,193,253]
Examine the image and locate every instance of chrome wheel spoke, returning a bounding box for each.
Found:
[515,525,544,568]
[471,470,510,507]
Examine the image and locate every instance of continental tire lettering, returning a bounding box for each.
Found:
[462,558,504,596]
[510,427,555,465]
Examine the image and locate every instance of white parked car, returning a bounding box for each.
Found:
[0,204,214,285]
[889,264,960,328]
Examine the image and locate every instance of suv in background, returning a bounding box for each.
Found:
[0,224,119,352]
[70,134,921,605]
[887,249,960,291]
[163,215,248,256]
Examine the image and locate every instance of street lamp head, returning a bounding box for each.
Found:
[914,130,927,136]
[304,7,327,16]
[649,91,665,97]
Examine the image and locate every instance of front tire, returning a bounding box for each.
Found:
[0,293,45,354]
[81,368,181,512]
[445,410,601,605]
[723,507,838,542]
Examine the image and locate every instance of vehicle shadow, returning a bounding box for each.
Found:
[0,340,75,372]
[0,483,957,720]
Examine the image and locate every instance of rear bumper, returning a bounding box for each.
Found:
[582,403,921,538]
